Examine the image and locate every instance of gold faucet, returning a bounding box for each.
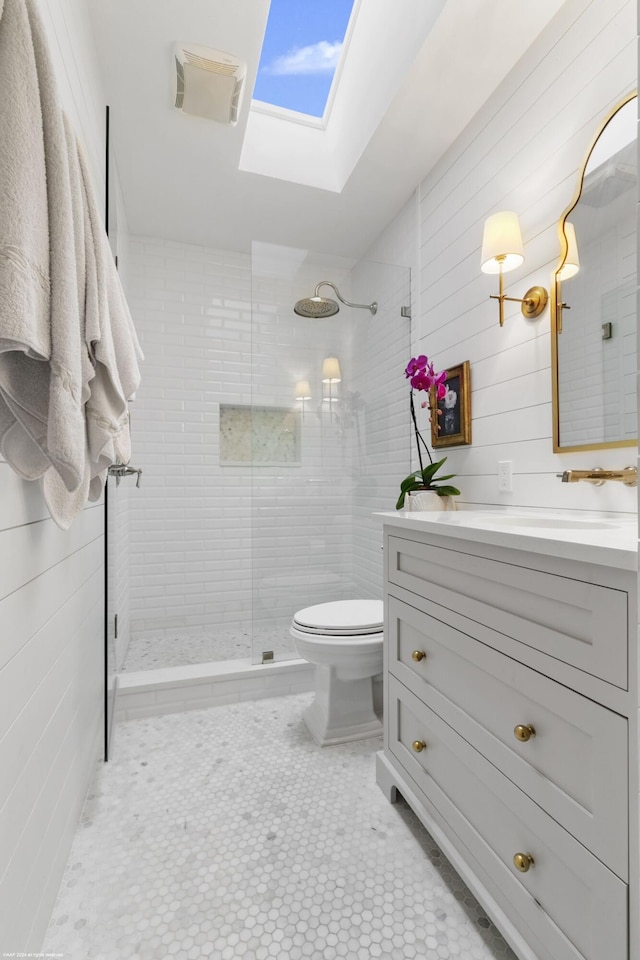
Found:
[558,466,637,487]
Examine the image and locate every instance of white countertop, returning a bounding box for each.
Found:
[377,509,638,571]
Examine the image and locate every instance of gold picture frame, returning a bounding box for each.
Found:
[430,361,471,448]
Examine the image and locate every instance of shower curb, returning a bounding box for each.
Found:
[115,658,315,721]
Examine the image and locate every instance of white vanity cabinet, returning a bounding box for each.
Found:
[376,516,638,960]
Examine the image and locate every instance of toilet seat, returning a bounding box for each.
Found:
[292,599,383,637]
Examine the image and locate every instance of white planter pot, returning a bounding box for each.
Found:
[405,491,456,512]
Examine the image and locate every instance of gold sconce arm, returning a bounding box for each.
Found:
[490,273,549,327]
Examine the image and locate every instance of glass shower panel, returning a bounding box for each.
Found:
[249,242,410,664]
[350,258,412,603]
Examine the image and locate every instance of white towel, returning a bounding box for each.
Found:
[0,0,87,496]
[0,0,51,479]
[0,0,142,529]
[41,113,93,528]
[43,120,144,526]
[43,124,144,523]
[75,135,142,502]
[0,0,49,361]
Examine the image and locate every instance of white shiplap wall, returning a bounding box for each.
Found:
[411,0,637,514]
[0,0,117,950]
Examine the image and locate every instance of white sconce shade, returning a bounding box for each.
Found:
[480,211,525,274]
[321,357,342,383]
[557,222,580,280]
[480,210,547,327]
[295,380,311,400]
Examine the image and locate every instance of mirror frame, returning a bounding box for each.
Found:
[551,89,638,453]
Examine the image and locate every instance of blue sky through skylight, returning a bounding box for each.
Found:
[253,0,355,118]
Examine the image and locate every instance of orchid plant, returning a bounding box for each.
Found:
[395,355,461,509]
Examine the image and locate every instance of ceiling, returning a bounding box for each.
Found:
[87,0,568,260]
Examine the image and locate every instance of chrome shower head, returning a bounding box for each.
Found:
[293,280,377,318]
[293,292,340,318]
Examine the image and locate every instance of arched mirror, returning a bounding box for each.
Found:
[551,91,637,452]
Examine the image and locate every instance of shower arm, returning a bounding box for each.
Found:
[315,281,378,315]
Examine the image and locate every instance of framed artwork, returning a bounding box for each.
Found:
[430,361,471,448]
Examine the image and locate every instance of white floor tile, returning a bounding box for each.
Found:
[42,694,517,960]
[123,625,295,671]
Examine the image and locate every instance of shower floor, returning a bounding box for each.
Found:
[122,624,296,672]
[42,693,517,960]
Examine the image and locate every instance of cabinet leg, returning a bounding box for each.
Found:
[376,751,398,803]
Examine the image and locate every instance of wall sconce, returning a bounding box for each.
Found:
[557,222,580,280]
[294,379,311,418]
[480,211,548,326]
[322,357,341,420]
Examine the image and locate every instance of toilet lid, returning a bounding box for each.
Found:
[293,599,383,636]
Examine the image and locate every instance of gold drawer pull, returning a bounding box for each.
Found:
[412,740,427,753]
[411,650,427,662]
[513,852,534,873]
[513,724,536,743]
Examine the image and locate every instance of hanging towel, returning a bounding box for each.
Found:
[40,113,93,529]
[75,134,143,502]
[0,0,49,362]
[0,0,51,480]
[43,122,143,524]
[0,0,142,528]
[0,0,87,496]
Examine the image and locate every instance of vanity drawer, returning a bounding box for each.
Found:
[386,594,628,879]
[386,535,628,689]
[388,676,628,960]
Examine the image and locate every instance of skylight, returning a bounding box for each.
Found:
[253,0,355,119]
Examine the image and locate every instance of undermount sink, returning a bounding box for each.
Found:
[476,515,619,531]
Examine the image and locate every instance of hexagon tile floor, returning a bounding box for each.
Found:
[42,693,517,960]
[121,625,295,672]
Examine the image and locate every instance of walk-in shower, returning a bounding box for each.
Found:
[293,280,378,318]
[109,240,409,697]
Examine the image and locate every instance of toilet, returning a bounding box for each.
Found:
[290,599,384,746]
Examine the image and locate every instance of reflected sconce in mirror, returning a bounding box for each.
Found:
[295,379,311,418]
[555,223,580,333]
[480,211,548,326]
[557,222,580,281]
[551,89,637,453]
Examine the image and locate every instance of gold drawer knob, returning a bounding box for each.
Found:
[411,650,427,662]
[513,724,536,742]
[513,852,535,873]
[412,740,427,753]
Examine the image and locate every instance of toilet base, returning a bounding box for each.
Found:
[303,665,383,746]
